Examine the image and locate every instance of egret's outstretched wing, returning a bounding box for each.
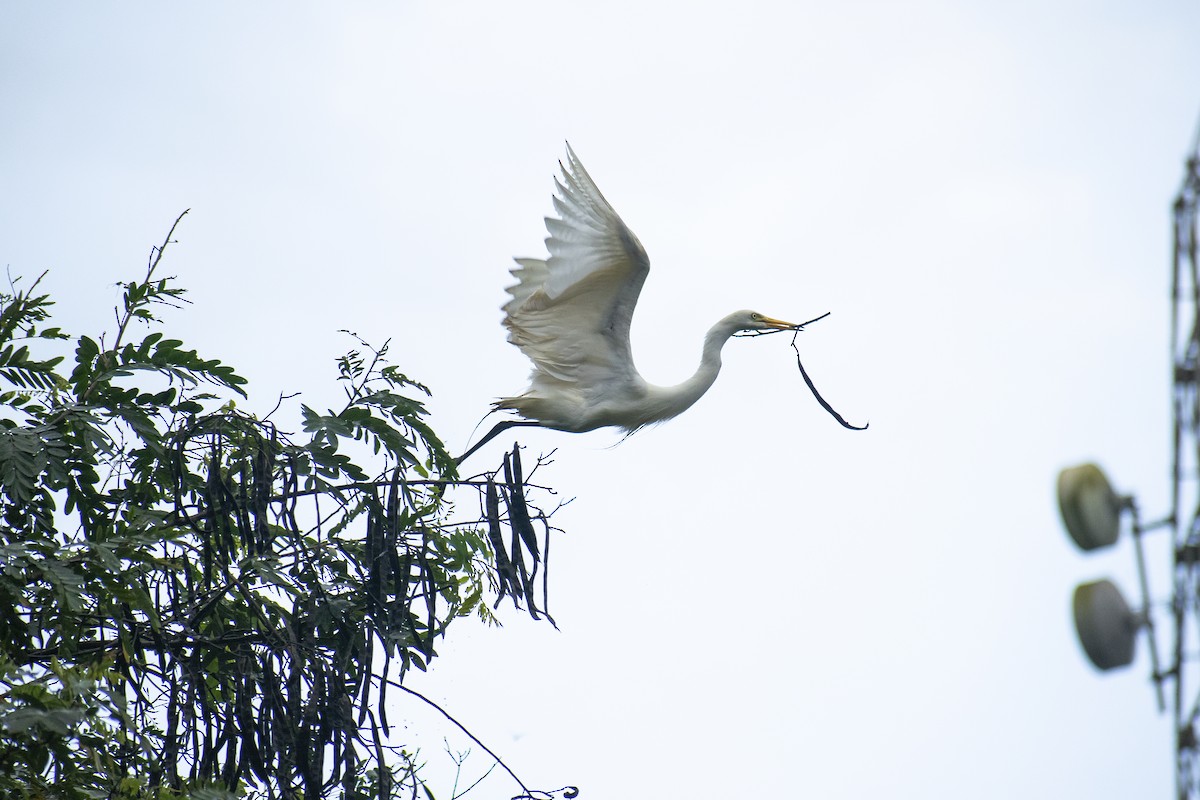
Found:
[502,145,650,399]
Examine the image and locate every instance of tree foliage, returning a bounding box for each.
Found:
[0,213,562,799]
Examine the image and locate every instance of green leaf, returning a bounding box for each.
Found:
[0,706,86,736]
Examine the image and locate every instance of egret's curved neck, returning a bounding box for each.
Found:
[653,314,744,418]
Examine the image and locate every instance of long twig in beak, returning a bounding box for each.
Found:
[792,310,831,329]
[733,310,832,338]
[734,310,867,429]
[790,329,868,431]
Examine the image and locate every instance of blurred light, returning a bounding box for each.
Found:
[1057,463,1122,551]
[1073,579,1139,671]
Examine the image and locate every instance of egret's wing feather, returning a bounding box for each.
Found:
[503,146,650,406]
[540,146,624,296]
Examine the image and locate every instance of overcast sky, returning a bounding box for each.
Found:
[4,2,1200,798]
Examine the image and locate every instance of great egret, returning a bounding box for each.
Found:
[458,145,816,464]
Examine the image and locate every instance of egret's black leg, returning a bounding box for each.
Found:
[455,420,543,465]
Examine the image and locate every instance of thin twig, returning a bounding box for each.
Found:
[789,330,868,431]
[391,682,534,798]
[270,476,556,503]
[733,310,831,337]
[85,209,190,403]
[263,391,301,422]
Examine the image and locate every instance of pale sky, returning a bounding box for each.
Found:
[3,2,1198,798]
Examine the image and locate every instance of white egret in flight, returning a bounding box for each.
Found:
[458,145,844,464]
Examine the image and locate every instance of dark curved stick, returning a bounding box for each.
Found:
[791,334,868,431]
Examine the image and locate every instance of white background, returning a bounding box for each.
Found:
[3,2,1197,798]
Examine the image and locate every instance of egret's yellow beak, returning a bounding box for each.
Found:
[760,315,800,330]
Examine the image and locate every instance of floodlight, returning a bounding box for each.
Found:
[1057,463,1123,551]
[1073,579,1140,671]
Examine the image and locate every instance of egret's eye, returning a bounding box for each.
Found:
[750,313,761,321]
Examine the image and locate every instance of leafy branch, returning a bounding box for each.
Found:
[0,214,567,800]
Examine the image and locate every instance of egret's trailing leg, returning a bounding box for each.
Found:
[455,420,543,465]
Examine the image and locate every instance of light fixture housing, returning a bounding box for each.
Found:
[1057,463,1122,551]
[1073,578,1139,671]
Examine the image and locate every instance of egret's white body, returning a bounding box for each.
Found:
[459,145,798,463]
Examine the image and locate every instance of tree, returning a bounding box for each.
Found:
[0,212,566,800]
